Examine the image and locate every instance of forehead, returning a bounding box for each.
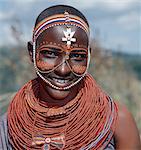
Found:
[36,25,89,49]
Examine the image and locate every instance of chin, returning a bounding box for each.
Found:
[46,85,70,100]
[38,76,80,101]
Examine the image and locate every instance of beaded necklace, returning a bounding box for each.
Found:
[7,74,118,149]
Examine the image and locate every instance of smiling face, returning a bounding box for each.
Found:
[31,24,89,100]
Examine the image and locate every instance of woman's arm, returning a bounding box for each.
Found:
[115,102,141,149]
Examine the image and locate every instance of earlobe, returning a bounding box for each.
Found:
[27,41,33,62]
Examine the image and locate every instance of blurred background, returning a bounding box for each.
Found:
[0,0,141,134]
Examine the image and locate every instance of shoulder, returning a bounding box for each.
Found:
[0,113,8,148]
[0,113,13,149]
[114,102,141,149]
[0,113,8,134]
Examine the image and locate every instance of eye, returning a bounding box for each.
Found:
[40,50,59,58]
[70,53,87,61]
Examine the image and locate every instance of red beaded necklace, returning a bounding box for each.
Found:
[7,74,118,149]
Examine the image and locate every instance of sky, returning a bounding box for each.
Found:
[0,0,140,54]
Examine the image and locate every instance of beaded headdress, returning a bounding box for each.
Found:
[32,12,90,90]
[33,12,89,40]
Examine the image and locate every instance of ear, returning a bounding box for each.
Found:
[27,41,33,62]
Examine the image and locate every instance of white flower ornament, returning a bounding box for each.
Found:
[62,28,76,48]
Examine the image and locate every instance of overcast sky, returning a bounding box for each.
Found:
[0,0,140,54]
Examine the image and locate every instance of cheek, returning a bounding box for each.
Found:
[69,59,88,75]
[72,65,87,74]
[36,60,55,71]
[36,52,56,71]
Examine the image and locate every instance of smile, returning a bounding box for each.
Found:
[52,78,70,84]
[46,76,74,88]
[41,72,80,89]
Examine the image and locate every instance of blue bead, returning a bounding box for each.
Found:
[43,143,50,150]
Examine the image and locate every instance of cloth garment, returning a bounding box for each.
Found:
[0,113,115,150]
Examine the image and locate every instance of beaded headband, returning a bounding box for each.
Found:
[33,12,89,41]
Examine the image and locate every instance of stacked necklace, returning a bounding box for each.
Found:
[7,74,118,150]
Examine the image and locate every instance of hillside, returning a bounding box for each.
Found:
[0,44,141,133]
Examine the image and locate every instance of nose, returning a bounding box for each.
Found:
[54,60,71,77]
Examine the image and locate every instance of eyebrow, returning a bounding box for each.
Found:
[45,46,62,52]
[71,49,87,53]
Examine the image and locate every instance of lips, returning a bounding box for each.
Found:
[47,76,75,88]
[53,78,70,84]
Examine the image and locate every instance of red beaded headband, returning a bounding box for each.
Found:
[33,12,89,42]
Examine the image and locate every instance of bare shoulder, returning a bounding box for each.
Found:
[114,102,141,149]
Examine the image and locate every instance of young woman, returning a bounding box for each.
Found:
[0,5,140,150]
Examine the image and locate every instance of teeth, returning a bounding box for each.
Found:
[53,78,68,84]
